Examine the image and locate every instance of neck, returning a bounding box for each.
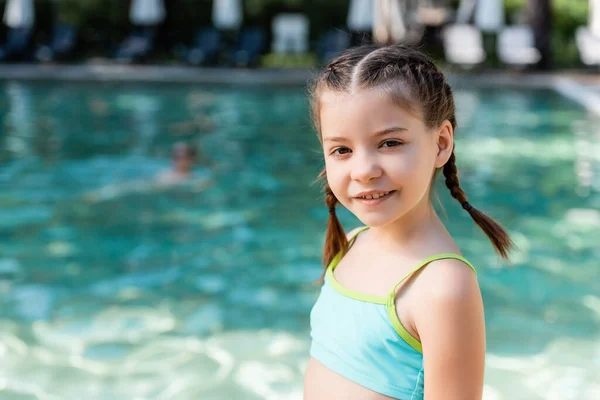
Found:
[368,194,448,255]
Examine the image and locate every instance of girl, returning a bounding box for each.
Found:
[304,44,512,400]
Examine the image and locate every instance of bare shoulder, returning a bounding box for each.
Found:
[414,257,486,400]
[415,257,480,301]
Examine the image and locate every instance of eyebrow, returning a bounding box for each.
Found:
[323,127,408,143]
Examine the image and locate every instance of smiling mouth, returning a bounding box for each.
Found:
[355,190,395,200]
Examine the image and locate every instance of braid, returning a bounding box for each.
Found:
[325,184,338,212]
[444,83,457,128]
[319,169,348,277]
[443,152,513,259]
[324,61,343,88]
[443,151,468,205]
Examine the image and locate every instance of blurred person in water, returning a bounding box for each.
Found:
[156,142,199,184]
[83,142,212,202]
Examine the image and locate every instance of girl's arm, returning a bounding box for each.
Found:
[414,259,486,400]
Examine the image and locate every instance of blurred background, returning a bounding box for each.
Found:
[0,0,595,68]
[0,1,599,400]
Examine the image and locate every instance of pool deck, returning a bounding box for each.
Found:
[0,63,599,114]
[0,64,317,86]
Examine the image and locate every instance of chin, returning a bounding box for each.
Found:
[353,210,402,228]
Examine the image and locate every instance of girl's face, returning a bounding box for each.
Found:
[319,88,453,228]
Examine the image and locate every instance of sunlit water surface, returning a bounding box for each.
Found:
[0,81,599,400]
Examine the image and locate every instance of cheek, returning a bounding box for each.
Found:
[324,161,348,198]
[387,149,435,186]
[386,158,412,179]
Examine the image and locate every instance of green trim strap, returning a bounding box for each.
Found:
[326,226,388,304]
[325,225,369,276]
[346,226,370,246]
[385,254,477,354]
[386,299,424,353]
[326,267,388,304]
[326,226,387,305]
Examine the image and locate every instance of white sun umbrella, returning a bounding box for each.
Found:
[590,0,600,37]
[348,0,373,32]
[474,0,504,33]
[574,0,600,65]
[130,0,166,26]
[373,0,406,44]
[455,0,476,24]
[3,0,35,29]
[213,0,243,30]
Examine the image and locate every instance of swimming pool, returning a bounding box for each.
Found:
[0,80,599,400]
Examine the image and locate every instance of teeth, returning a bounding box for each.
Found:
[361,191,390,200]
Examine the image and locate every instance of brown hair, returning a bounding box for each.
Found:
[309,44,512,269]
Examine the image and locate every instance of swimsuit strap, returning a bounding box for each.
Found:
[385,254,476,353]
[327,226,370,273]
[348,226,370,245]
[388,253,476,298]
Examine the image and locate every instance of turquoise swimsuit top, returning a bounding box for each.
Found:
[309,227,476,399]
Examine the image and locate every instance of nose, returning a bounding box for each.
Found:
[350,151,383,183]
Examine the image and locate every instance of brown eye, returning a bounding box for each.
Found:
[331,147,351,155]
[381,140,402,148]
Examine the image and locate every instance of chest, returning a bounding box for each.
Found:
[333,252,417,298]
[311,283,397,347]
[309,282,425,394]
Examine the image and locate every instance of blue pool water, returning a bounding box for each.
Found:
[0,80,599,400]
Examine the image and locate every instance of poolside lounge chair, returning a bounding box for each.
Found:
[575,27,600,66]
[442,24,486,67]
[497,25,541,67]
[182,27,222,66]
[114,27,157,63]
[271,13,310,54]
[318,29,351,64]
[229,26,266,67]
[0,27,32,61]
[35,23,78,62]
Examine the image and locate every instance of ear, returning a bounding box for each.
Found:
[434,120,454,169]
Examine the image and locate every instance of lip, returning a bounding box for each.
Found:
[353,190,396,205]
